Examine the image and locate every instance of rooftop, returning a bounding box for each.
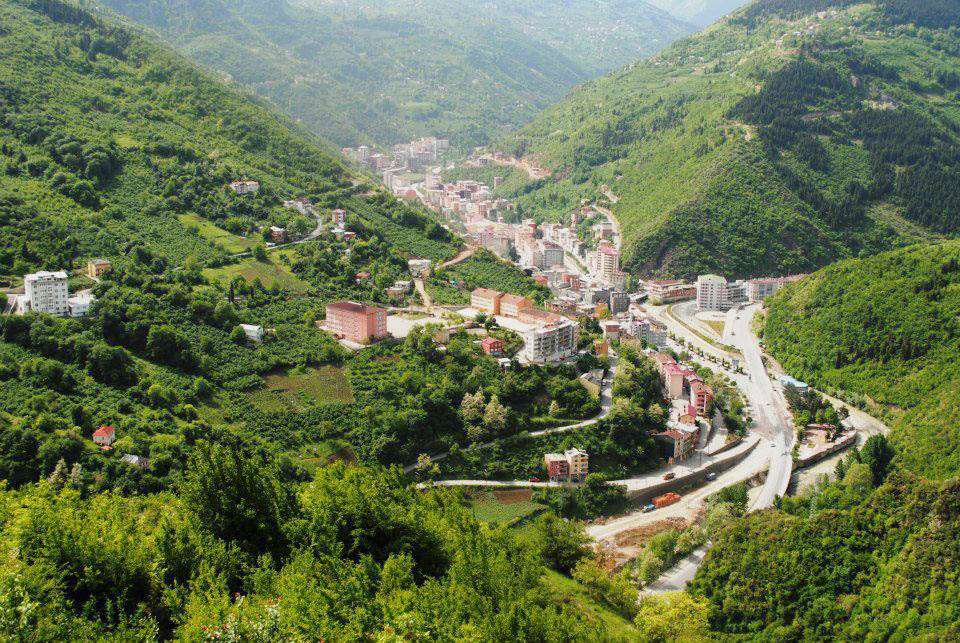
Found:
[471,288,503,299]
[327,301,385,314]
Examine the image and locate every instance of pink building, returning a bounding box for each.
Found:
[325,301,388,343]
[331,209,346,227]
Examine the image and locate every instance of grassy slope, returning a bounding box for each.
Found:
[499,0,959,279]
[97,0,692,148]
[763,240,960,479]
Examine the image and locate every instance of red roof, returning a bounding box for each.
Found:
[327,301,385,315]
[93,426,115,437]
[663,363,684,376]
[682,403,697,417]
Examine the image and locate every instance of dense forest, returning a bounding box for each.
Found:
[94,0,692,148]
[497,0,960,279]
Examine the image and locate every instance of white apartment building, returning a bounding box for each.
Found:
[23,271,70,316]
[521,319,579,363]
[696,274,748,311]
[589,244,620,282]
[536,241,564,269]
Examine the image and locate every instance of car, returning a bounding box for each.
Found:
[642,504,656,513]
[769,442,776,448]
[528,477,540,483]
[663,472,676,481]
[732,331,736,336]
[706,472,718,481]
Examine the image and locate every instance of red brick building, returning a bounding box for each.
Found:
[325,301,388,343]
[481,337,503,356]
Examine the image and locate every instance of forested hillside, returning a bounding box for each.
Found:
[497,0,960,279]
[647,0,750,26]
[95,0,693,148]
[762,240,960,479]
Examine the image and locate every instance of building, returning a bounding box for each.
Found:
[408,259,432,277]
[594,245,620,281]
[678,402,697,425]
[120,454,150,471]
[269,226,287,242]
[500,294,532,319]
[609,291,630,314]
[481,337,503,357]
[471,288,504,315]
[689,380,714,415]
[662,362,685,398]
[230,180,259,195]
[594,340,609,357]
[601,321,620,341]
[325,301,389,344]
[68,293,95,318]
[240,324,264,343]
[23,271,69,316]
[331,209,346,227]
[745,274,808,301]
[656,427,697,461]
[521,319,579,363]
[776,374,809,394]
[648,280,696,305]
[86,258,112,279]
[544,448,589,482]
[696,274,748,311]
[92,425,116,447]
[536,241,564,269]
[519,308,565,326]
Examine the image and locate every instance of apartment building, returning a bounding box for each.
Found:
[325,301,388,343]
[521,319,579,363]
[696,274,748,311]
[500,294,532,318]
[689,379,715,415]
[471,288,504,315]
[745,274,807,301]
[23,271,69,316]
[536,241,564,269]
[544,448,589,482]
[331,208,347,227]
[609,291,630,314]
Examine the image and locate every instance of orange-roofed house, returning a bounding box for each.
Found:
[93,425,116,446]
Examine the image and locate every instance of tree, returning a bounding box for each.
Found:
[459,391,485,425]
[483,394,508,434]
[253,244,267,261]
[532,512,591,573]
[549,400,561,417]
[635,592,711,642]
[860,434,894,486]
[844,462,874,498]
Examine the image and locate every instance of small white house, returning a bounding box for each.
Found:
[240,324,264,343]
[68,293,95,318]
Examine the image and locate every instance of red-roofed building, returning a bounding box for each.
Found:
[662,362,685,398]
[690,380,715,415]
[481,337,503,357]
[93,425,116,446]
[679,403,697,425]
[325,301,388,343]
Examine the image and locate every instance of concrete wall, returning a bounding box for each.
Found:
[626,438,760,502]
[797,431,857,468]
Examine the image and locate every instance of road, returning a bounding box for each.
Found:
[437,246,477,270]
[414,278,432,308]
[404,351,620,474]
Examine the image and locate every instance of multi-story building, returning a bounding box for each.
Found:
[499,294,532,318]
[648,280,695,305]
[521,319,579,363]
[594,244,620,281]
[325,301,389,343]
[537,241,564,269]
[629,312,668,349]
[87,258,112,279]
[23,270,69,316]
[471,288,504,315]
[745,274,807,301]
[609,291,630,314]
[230,180,259,195]
[543,448,589,482]
[331,208,346,227]
[68,293,95,318]
[696,274,748,311]
[481,337,503,356]
[662,362,685,398]
[689,380,715,415]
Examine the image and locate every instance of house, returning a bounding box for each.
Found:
[230,180,259,195]
[92,425,116,446]
[68,293,95,318]
[481,337,503,357]
[331,209,347,227]
[678,403,697,425]
[240,324,264,343]
[87,258,112,279]
[325,301,388,343]
[601,321,620,341]
[471,288,504,315]
[499,294,532,319]
[544,453,569,482]
[120,454,150,471]
[355,271,371,284]
[408,258,432,277]
[269,226,287,242]
[594,340,609,357]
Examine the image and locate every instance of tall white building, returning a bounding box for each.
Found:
[697,274,748,311]
[521,319,579,363]
[24,271,70,316]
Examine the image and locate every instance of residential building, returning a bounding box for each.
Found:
[408,258,432,277]
[601,321,620,341]
[594,244,620,281]
[745,274,808,301]
[521,319,579,363]
[593,340,609,357]
[325,301,389,343]
[678,402,697,425]
[120,454,150,471]
[240,324,264,343]
[269,226,287,242]
[92,425,116,446]
[518,308,565,326]
[696,274,748,311]
[230,180,259,195]
[689,380,715,415]
[68,293,95,318]
[662,362,685,398]
[86,258,112,279]
[481,337,503,356]
[331,208,347,227]
[23,271,69,316]
[536,241,564,269]
[609,291,630,314]
[500,294,532,318]
[656,426,697,461]
[543,448,589,482]
[648,280,695,305]
[471,288,504,315]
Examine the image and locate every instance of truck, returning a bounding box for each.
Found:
[653,492,681,509]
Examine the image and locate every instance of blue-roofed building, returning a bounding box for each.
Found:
[776,374,809,393]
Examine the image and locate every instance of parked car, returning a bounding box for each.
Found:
[663,472,675,481]
[528,477,540,483]
[706,472,718,481]
[642,504,656,513]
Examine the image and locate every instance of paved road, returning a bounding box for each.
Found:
[405,351,620,474]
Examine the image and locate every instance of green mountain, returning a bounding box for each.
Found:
[647,0,750,26]
[762,240,960,480]
[94,0,693,148]
[497,0,960,280]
